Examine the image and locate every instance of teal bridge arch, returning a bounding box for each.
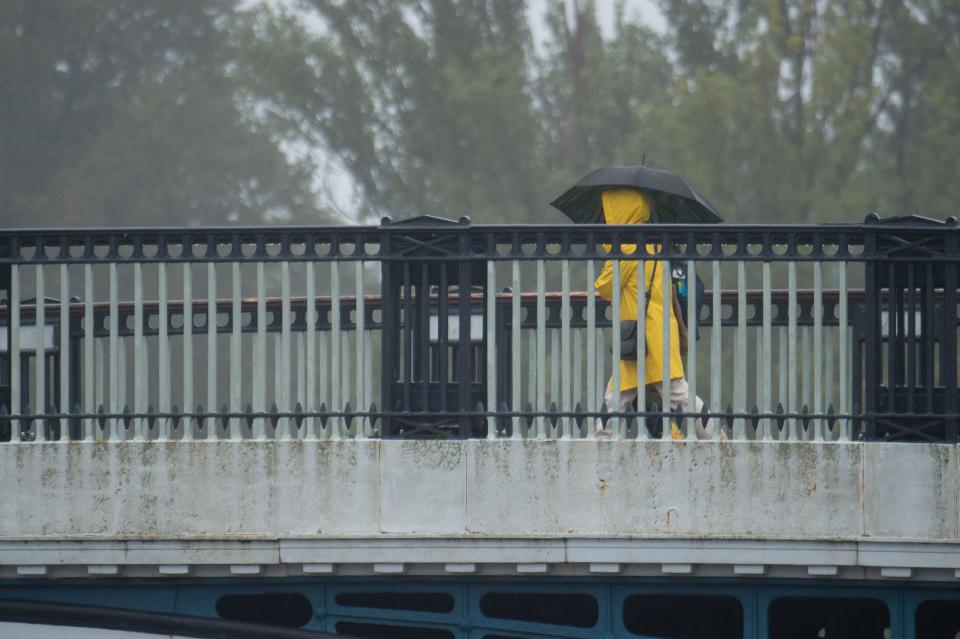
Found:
[1,577,959,638]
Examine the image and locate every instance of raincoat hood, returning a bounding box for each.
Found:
[601,188,651,254]
[601,188,652,225]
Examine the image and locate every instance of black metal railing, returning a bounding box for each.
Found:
[0,214,956,442]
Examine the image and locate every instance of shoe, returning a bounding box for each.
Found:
[670,423,685,440]
[595,429,612,440]
[696,418,716,440]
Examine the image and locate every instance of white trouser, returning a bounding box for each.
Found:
[597,377,715,439]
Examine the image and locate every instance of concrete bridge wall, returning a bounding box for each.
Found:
[2,440,954,542]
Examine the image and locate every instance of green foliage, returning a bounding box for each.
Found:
[240,0,545,223]
[0,0,318,226]
[246,0,959,224]
[1,0,956,227]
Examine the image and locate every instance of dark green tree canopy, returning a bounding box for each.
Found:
[0,0,317,227]
[246,0,959,224]
[1,0,957,227]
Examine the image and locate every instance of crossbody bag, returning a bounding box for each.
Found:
[618,261,657,360]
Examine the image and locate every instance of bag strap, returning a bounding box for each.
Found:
[643,260,657,318]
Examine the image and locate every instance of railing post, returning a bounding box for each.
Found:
[862,214,958,441]
[379,222,396,438]
[863,227,879,441]
[457,229,472,438]
[837,261,849,440]
[486,259,497,439]
[0,239,10,436]
[512,259,522,439]
[378,216,483,438]
[944,231,959,442]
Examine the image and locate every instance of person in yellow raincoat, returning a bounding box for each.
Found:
[594,188,714,439]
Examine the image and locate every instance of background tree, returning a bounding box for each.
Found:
[241,0,543,223]
[1,0,957,227]
[635,0,960,222]
[0,0,318,227]
[536,1,673,189]
[246,0,958,225]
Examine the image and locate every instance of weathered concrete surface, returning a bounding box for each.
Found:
[380,441,466,533]
[0,440,955,542]
[862,442,957,540]
[0,440,381,538]
[465,441,861,537]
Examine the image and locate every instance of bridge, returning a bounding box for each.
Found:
[0,215,958,638]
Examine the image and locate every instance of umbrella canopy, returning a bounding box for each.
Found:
[550,165,723,224]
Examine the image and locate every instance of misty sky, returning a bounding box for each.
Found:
[530,0,665,44]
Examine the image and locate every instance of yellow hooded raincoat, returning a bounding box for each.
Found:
[595,188,684,391]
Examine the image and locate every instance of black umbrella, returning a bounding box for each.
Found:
[550,165,723,224]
